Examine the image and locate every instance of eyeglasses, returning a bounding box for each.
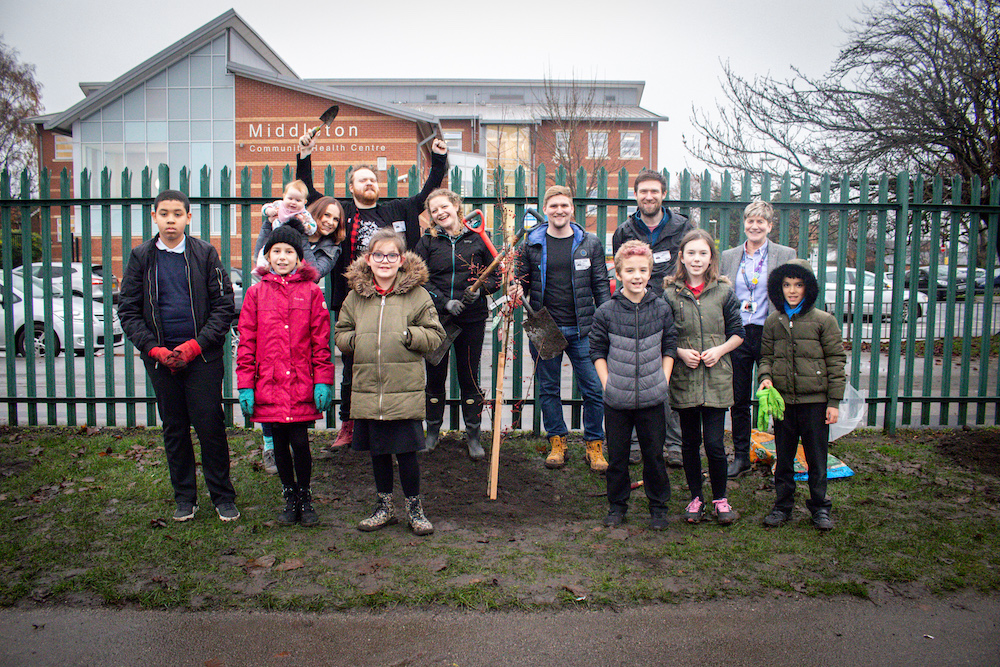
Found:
[371,252,400,263]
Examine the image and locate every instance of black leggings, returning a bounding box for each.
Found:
[271,422,312,490]
[425,318,486,402]
[371,452,420,497]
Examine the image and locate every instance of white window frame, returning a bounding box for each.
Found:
[619,131,641,159]
[587,131,608,159]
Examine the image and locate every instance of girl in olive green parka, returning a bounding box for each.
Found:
[663,229,745,526]
[335,229,445,536]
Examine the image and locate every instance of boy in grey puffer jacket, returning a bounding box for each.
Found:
[590,241,677,530]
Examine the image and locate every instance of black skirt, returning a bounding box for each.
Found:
[352,419,424,456]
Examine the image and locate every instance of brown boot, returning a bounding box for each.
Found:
[584,440,609,473]
[545,435,568,469]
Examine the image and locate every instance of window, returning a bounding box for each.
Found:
[554,131,570,160]
[587,131,608,159]
[442,130,463,152]
[620,131,641,159]
[54,136,73,161]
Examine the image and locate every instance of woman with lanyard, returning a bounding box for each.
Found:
[720,201,797,479]
[413,189,500,460]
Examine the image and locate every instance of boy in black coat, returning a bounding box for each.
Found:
[590,241,677,529]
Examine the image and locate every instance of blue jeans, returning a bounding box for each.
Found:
[531,326,604,441]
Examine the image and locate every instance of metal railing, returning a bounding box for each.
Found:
[2,164,999,434]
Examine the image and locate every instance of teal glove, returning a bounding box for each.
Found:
[314,383,332,412]
[239,388,255,416]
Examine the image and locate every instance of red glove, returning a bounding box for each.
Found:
[149,347,173,365]
[172,339,202,367]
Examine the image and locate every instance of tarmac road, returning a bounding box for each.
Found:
[1,592,997,666]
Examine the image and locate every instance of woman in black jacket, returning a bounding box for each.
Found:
[413,189,500,460]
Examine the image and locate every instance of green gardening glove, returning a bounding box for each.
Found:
[756,385,785,431]
[314,383,332,412]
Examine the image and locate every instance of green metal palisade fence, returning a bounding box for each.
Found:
[1,165,998,435]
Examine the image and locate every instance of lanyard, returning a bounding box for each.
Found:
[741,244,768,295]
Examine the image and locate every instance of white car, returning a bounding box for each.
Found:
[0,274,123,356]
[13,262,120,303]
[824,268,927,322]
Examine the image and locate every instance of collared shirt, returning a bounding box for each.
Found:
[733,240,770,326]
[155,235,186,254]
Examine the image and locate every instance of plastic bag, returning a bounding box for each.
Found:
[829,382,867,441]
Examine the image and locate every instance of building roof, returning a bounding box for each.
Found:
[39,9,296,133]
[228,64,442,137]
[399,103,667,124]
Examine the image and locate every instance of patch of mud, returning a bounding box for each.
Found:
[936,429,1000,477]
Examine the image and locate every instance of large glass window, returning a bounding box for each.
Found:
[587,131,609,159]
[620,131,641,159]
[485,125,531,196]
[77,34,235,235]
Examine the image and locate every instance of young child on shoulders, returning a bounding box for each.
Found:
[237,225,334,526]
[256,180,317,268]
[662,229,745,526]
[334,229,445,536]
[590,240,677,530]
[758,258,846,531]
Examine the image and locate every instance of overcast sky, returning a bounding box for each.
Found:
[1,0,865,173]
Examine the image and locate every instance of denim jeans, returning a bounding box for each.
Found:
[531,326,604,441]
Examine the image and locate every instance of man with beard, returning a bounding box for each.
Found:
[611,168,694,467]
[296,134,449,448]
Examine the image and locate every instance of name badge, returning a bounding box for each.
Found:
[574,258,591,270]
[392,220,406,233]
[653,250,671,264]
[741,300,757,313]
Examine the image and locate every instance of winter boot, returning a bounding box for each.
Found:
[423,393,447,452]
[358,492,398,532]
[299,486,319,527]
[277,486,300,525]
[545,435,568,469]
[462,397,485,461]
[330,420,354,449]
[584,439,609,473]
[405,495,434,536]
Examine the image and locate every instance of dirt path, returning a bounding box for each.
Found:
[2,592,997,666]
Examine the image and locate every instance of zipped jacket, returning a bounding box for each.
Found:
[611,208,694,295]
[236,262,335,423]
[118,234,235,362]
[662,275,745,409]
[413,228,501,324]
[514,222,611,337]
[589,289,677,410]
[334,253,445,421]
[758,259,846,407]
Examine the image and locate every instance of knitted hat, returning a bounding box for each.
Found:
[264,225,304,260]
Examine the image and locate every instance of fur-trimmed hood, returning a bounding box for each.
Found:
[767,258,819,313]
[253,261,320,283]
[344,251,430,297]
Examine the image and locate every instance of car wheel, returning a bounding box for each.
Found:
[15,322,62,357]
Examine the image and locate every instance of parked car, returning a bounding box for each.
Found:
[13,262,120,303]
[0,274,123,356]
[825,268,927,321]
[974,269,1000,293]
[903,266,969,301]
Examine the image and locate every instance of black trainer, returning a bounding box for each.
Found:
[763,509,790,527]
[603,509,627,527]
[812,509,834,531]
[299,487,320,527]
[173,502,197,522]
[650,511,669,531]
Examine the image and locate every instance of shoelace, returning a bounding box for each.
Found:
[713,499,732,513]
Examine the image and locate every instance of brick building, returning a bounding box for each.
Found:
[26,9,664,276]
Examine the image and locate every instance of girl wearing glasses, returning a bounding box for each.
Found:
[335,229,445,536]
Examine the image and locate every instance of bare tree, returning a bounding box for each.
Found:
[687,0,999,184]
[0,37,43,191]
[534,74,630,199]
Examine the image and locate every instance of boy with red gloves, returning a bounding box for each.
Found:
[118,189,240,522]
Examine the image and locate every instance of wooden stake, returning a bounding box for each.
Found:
[487,315,509,500]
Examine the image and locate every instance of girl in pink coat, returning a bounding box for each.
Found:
[237,225,335,526]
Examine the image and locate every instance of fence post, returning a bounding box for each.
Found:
[122,167,136,427]
[1,170,17,425]
[884,172,910,434]
[39,169,57,425]
[101,167,115,426]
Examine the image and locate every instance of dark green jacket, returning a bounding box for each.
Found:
[334,253,445,421]
[758,259,846,407]
[662,275,745,409]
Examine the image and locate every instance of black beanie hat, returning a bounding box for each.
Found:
[264,225,304,260]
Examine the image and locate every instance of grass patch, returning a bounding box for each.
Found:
[0,425,998,611]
